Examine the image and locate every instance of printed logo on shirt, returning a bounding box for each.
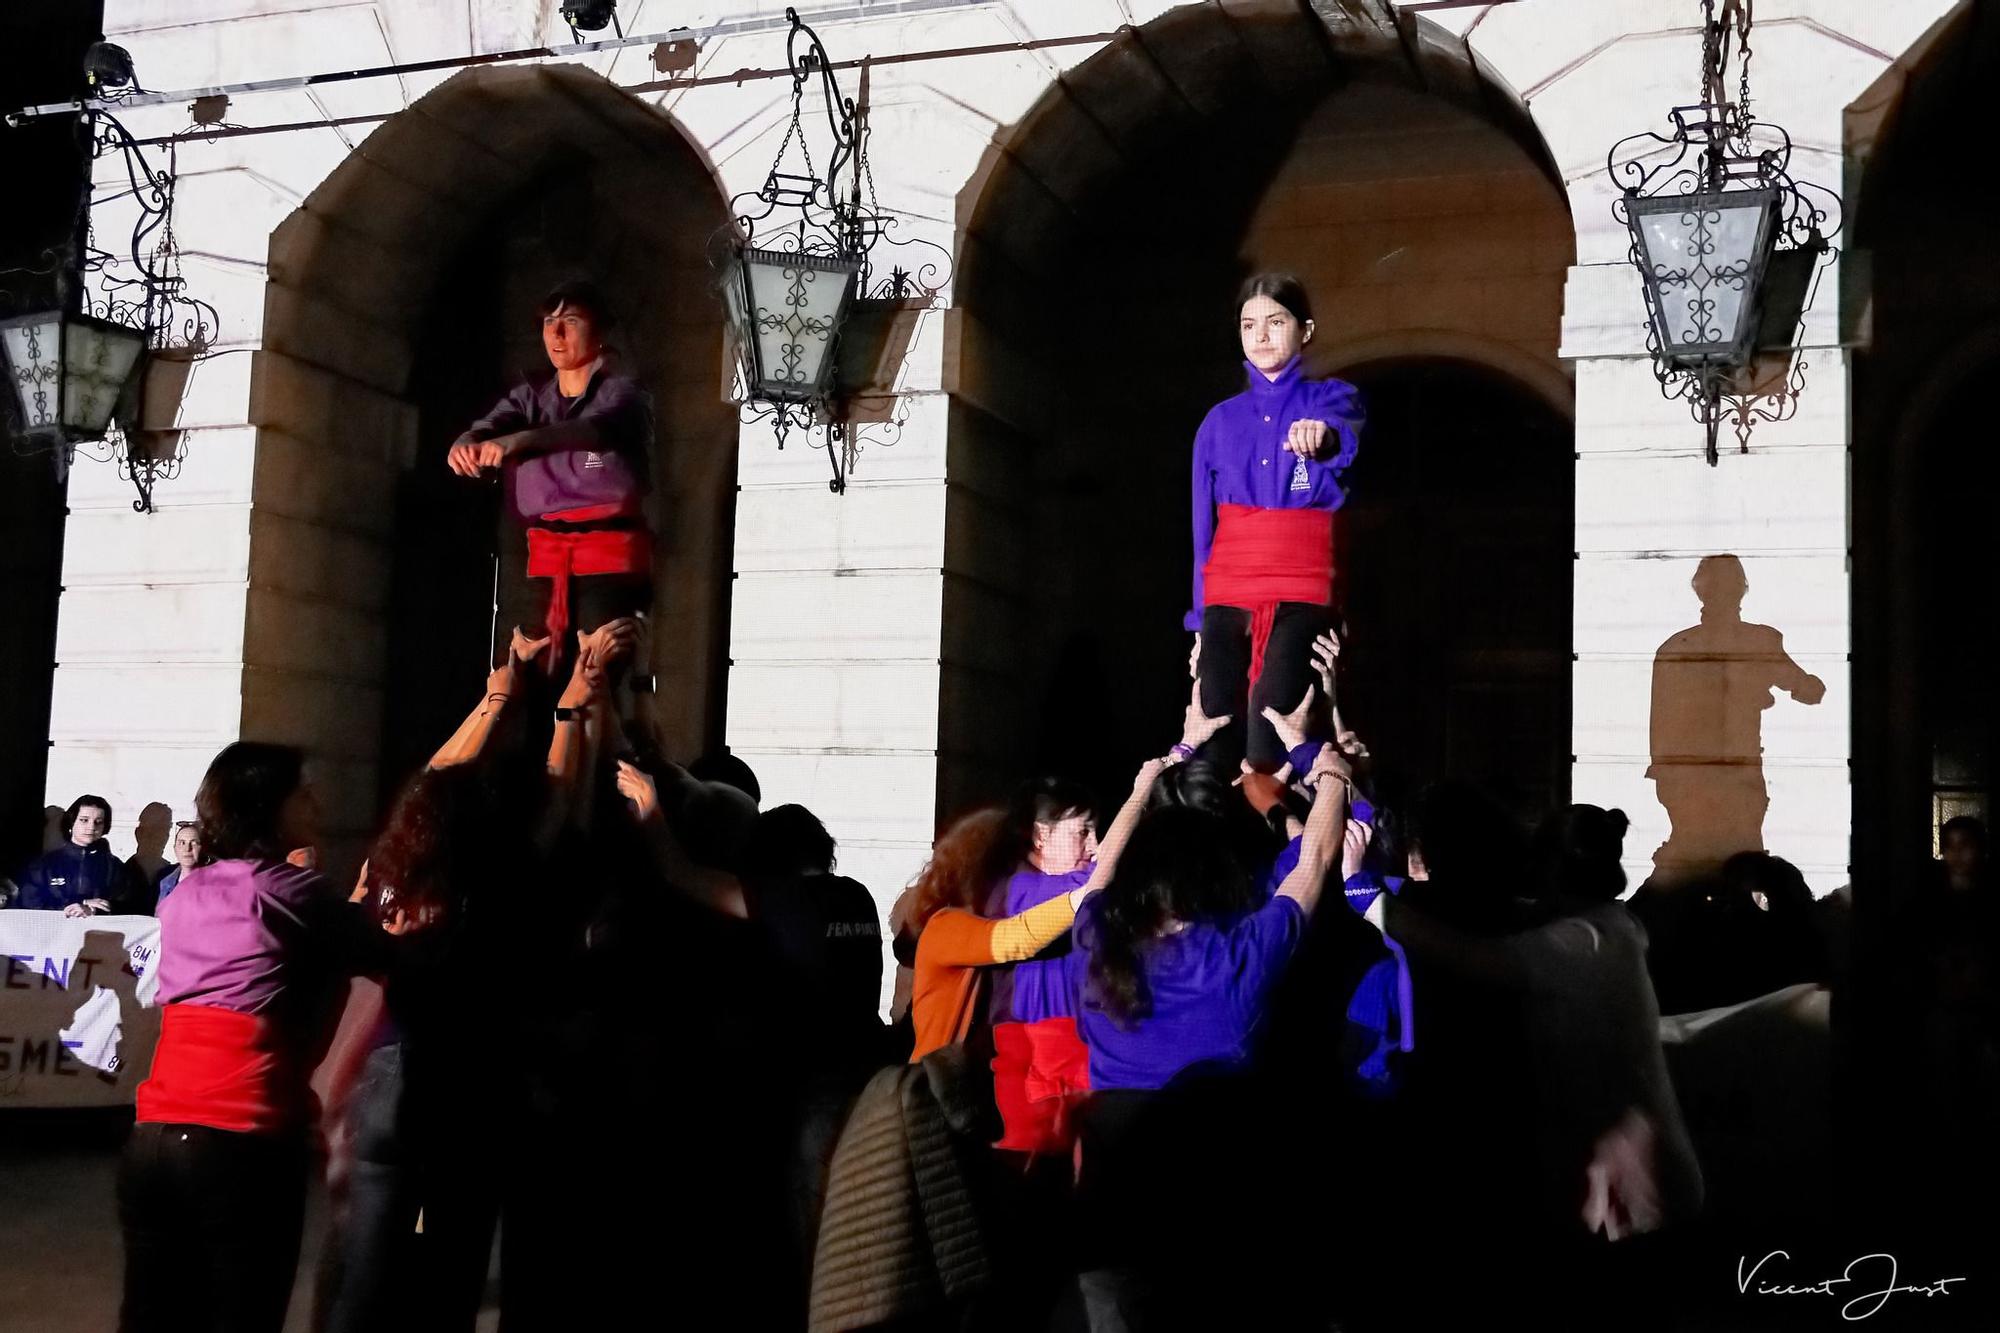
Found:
[582,451,604,470]
[50,877,67,888]
[826,920,882,940]
[1289,455,1311,492]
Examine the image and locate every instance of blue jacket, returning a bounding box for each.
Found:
[9,841,137,913]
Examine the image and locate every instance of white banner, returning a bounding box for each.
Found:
[0,912,161,1108]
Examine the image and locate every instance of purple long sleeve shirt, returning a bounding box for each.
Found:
[462,360,653,521]
[1187,356,1364,630]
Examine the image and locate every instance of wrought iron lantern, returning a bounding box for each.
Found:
[1605,0,1839,465]
[718,8,948,494]
[1,43,216,510]
[726,247,863,406]
[0,308,146,447]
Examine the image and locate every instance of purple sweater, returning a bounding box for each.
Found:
[1186,356,1364,630]
[462,361,653,521]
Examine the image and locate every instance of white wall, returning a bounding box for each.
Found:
[59,1,1960,910]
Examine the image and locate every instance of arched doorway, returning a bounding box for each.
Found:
[943,1,1575,819]
[248,64,737,869]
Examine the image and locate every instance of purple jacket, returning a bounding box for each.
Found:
[1187,356,1364,630]
[462,361,653,521]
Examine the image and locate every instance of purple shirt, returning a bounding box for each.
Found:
[1187,356,1364,630]
[1063,893,1306,1090]
[155,858,384,1022]
[462,362,653,521]
[1004,865,1091,916]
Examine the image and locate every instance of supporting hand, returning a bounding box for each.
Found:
[1260,683,1317,753]
[1179,680,1232,751]
[615,760,663,825]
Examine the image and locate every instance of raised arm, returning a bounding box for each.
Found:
[1272,745,1353,916]
[614,760,749,918]
[429,629,550,770]
[536,619,634,850]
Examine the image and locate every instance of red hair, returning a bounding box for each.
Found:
[905,806,1010,937]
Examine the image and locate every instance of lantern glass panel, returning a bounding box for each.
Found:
[1629,188,1778,363]
[737,247,861,402]
[62,317,145,433]
[1,312,64,432]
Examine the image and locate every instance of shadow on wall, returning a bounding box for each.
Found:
[1646,555,1825,888]
[129,802,172,884]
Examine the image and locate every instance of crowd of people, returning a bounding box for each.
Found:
[3,271,1993,1332]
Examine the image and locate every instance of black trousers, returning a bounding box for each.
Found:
[119,1122,308,1333]
[1197,601,1334,772]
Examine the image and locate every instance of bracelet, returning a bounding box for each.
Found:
[1167,742,1196,764]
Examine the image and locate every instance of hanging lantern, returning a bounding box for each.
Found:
[1605,1,1840,465]
[0,309,146,447]
[715,7,950,494]
[725,246,863,405]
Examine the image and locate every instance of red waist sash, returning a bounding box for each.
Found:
[136,1003,309,1135]
[991,1018,1091,1156]
[1203,504,1335,682]
[525,523,652,648]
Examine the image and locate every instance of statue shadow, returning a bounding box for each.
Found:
[1644,555,1824,890]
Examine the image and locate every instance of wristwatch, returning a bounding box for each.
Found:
[554,705,585,723]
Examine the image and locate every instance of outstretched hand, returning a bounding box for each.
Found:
[510,626,552,667]
[1309,630,1340,698]
[1305,742,1354,792]
[1260,683,1317,753]
[1179,680,1232,751]
[615,759,662,825]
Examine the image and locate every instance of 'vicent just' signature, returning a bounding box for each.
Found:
[1739,1251,1967,1321]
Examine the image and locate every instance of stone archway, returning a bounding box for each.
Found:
[247,64,736,869]
[942,0,1575,814]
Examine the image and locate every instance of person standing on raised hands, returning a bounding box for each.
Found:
[445,281,654,671]
[1188,274,1364,773]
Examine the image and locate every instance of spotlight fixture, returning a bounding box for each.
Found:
[83,41,135,92]
[560,1,621,40]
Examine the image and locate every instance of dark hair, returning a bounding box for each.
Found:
[195,742,306,861]
[1531,804,1631,904]
[689,750,761,805]
[748,803,837,877]
[1236,272,1313,326]
[997,777,1096,897]
[1085,805,1259,1029]
[536,279,615,329]
[1941,815,1988,848]
[674,779,761,874]
[64,794,112,836]
[366,767,502,929]
[1147,760,1285,876]
[1404,781,1528,929]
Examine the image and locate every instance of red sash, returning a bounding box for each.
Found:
[136,1004,308,1135]
[525,524,652,648]
[1203,504,1335,682]
[991,1017,1091,1156]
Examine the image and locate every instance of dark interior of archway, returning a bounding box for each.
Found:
[1850,0,2000,898]
[945,14,1573,827]
[380,157,737,798]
